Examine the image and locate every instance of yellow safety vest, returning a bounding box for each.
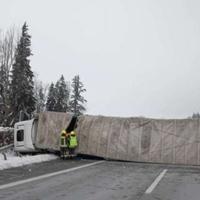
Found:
[60,130,67,147]
[69,135,78,148]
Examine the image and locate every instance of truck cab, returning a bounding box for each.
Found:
[14,118,38,152]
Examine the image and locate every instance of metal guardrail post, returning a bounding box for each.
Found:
[2,152,7,160]
[0,144,14,161]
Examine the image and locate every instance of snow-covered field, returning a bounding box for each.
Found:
[0,151,58,170]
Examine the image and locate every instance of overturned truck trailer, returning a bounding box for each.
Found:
[14,111,200,165]
[77,115,200,166]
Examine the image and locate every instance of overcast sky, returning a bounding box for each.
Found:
[1,0,200,118]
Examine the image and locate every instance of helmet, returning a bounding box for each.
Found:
[70,131,76,136]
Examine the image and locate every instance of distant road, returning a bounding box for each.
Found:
[0,159,200,200]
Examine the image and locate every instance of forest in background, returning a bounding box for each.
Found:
[0,23,87,127]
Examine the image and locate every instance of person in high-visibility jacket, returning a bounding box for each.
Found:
[68,131,78,156]
[60,129,68,158]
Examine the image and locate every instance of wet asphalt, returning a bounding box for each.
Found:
[0,158,200,200]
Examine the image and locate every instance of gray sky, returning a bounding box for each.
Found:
[1,0,200,118]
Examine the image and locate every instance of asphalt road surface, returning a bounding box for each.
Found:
[1,158,200,200]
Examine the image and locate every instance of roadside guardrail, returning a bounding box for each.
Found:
[0,144,14,160]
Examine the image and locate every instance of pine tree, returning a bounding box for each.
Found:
[69,75,87,116]
[33,75,48,113]
[192,112,200,119]
[54,75,70,112]
[46,83,56,111]
[10,23,35,124]
[35,85,45,113]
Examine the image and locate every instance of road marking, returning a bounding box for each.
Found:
[145,169,168,194]
[0,160,105,190]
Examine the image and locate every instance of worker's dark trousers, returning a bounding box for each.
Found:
[60,147,68,157]
[69,148,75,155]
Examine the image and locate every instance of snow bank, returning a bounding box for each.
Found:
[0,151,58,170]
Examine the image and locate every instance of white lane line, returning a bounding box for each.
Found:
[0,160,105,190]
[145,169,168,194]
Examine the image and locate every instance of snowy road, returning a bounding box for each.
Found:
[1,159,200,200]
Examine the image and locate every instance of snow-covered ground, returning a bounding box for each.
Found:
[0,151,58,170]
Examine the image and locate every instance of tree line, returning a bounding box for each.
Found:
[0,23,87,127]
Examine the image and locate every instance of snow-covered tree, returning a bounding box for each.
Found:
[69,75,87,116]
[54,75,70,112]
[34,75,48,113]
[192,113,200,119]
[10,23,35,125]
[46,83,56,111]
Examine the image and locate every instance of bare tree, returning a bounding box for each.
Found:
[0,28,16,73]
[0,27,18,126]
